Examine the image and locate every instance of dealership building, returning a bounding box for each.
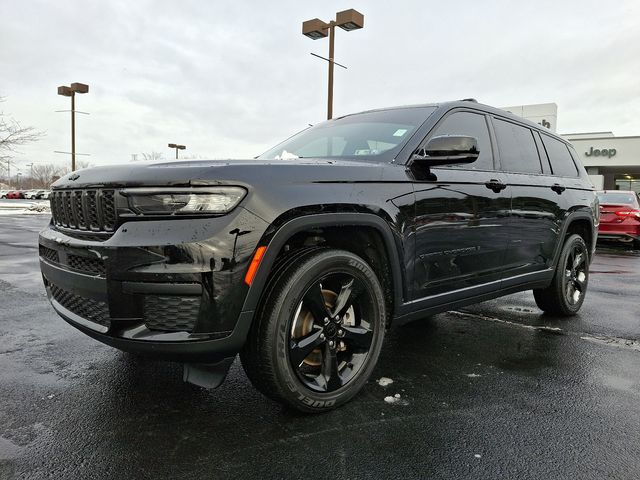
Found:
[504,103,640,193]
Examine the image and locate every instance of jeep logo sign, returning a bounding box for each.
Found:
[585,146,617,158]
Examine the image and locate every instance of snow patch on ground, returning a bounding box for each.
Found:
[0,201,50,215]
[450,310,563,335]
[466,373,481,378]
[581,334,640,352]
[377,377,394,387]
[383,393,408,405]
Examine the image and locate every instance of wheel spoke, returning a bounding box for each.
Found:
[321,343,342,390]
[566,282,575,305]
[303,283,331,324]
[575,271,587,287]
[342,325,373,349]
[332,278,354,317]
[289,329,324,366]
[572,252,584,270]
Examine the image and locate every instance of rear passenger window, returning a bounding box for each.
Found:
[541,135,579,177]
[493,118,542,174]
[429,112,494,170]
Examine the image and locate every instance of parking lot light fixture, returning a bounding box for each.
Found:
[302,8,364,120]
[56,82,89,172]
[302,19,330,39]
[168,143,186,159]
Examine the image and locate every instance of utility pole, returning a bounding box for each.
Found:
[56,82,89,171]
[302,9,364,120]
[26,162,33,189]
[168,143,186,159]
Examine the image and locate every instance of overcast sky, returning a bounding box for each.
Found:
[2,0,639,172]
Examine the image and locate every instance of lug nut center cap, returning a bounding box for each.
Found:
[324,322,338,338]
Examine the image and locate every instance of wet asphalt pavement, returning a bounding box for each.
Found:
[1,215,639,479]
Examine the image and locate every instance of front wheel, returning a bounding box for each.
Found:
[533,234,589,316]
[240,249,386,412]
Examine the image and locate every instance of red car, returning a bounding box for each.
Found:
[5,191,24,199]
[597,190,640,247]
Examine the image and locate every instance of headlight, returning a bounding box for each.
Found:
[122,187,246,215]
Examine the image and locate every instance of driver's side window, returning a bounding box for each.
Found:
[428,111,494,170]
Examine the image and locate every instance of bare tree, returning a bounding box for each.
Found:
[180,153,208,160]
[0,96,45,171]
[75,160,92,170]
[31,163,67,188]
[138,151,164,162]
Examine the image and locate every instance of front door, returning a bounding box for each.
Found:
[410,110,511,300]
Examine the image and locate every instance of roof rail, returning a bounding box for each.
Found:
[459,98,478,102]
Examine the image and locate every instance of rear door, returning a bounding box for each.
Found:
[410,110,511,300]
[492,117,571,277]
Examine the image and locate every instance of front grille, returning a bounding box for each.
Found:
[143,296,200,332]
[49,283,110,328]
[39,245,59,263]
[50,189,117,233]
[67,254,106,276]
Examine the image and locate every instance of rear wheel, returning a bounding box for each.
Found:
[533,234,589,316]
[240,249,386,412]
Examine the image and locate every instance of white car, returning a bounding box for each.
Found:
[24,190,46,199]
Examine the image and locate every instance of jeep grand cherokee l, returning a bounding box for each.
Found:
[39,100,597,412]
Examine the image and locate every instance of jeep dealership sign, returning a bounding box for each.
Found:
[501,103,558,133]
[585,147,617,158]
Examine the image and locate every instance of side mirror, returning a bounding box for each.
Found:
[411,135,479,167]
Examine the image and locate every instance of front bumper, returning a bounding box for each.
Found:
[39,207,268,363]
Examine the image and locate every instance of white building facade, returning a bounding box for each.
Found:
[504,104,640,193]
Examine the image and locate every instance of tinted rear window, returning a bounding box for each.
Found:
[597,192,639,206]
[541,135,578,177]
[493,119,542,174]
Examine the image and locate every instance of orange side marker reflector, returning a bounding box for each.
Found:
[244,246,267,286]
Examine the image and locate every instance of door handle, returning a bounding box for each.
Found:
[551,183,566,194]
[485,179,507,192]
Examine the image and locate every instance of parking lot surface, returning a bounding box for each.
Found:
[1,215,639,479]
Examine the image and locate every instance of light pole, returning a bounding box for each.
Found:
[57,82,89,172]
[168,143,186,159]
[26,163,33,189]
[16,172,22,190]
[302,9,364,120]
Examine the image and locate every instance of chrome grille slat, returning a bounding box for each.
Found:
[72,190,85,229]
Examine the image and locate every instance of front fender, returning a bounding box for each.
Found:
[239,212,406,317]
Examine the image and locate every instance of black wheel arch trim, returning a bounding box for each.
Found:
[240,213,405,318]
[552,210,597,268]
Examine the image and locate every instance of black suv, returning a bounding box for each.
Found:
[39,100,597,412]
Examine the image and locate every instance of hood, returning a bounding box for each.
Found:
[51,158,388,189]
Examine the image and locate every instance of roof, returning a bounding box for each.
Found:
[342,100,568,144]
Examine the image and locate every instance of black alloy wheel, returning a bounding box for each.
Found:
[289,272,375,393]
[533,234,589,316]
[562,241,588,307]
[241,249,386,412]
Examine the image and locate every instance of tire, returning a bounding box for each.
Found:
[533,234,589,316]
[240,249,386,413]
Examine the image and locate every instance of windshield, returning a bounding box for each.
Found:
[259,107,436,161]
[597,192,639,206]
